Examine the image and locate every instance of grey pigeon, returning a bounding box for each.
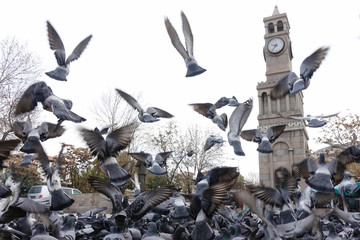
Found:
[13,120,65,154]
[87,176,124,214]
[0,139,21,169]
[34,141,74,211]
[270,46,329,99]
[165,11,206,77]
[227,98,253,156]
[45,21,92,81]
[15,81,86,125]
[280,112,339,128]
[116,88,174,123]
[204,135,225,152]
[189,101,228,131]
[293,153,338,192]
[240,124,286,153]
[129,151,172,176]
[80,123,137,187]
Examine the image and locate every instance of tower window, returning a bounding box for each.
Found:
[262,92,268,114]
[277,20,284,31]
[268,23,274,33]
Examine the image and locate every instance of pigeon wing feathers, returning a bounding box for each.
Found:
[33,138,53,176]
[312,112,340,119]
[79,127,107,159]
[240,129,257,142]
[46,21,66,66]
[0,139,21,164]
[146,107,174,118]
[15,82,46,116]
[300,46,329,80]
[106,123,136,155]
[249,185,284,207]
[270,72,299,99]
[115,89,144,113]
[41,122,66,139]
[66,35,92,64]
[189,103,214,118]
[267,124,286,142]
[181,11,194,59]
[87,176,123,214]
[127,185,176,221]
[164,17,189,60]
[201,181,231,218]
[228,99,253,136]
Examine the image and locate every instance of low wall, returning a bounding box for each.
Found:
[64,193,113,214]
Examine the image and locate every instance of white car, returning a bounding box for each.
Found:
[27,185,82,204]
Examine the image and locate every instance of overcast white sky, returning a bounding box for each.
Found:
[2,0,360,178]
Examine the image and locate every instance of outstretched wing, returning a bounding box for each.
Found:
[164,16,188,60]
[300,46,329,80]
[66,35,92,64]
[181,11,194,59]
[47,21,66,66]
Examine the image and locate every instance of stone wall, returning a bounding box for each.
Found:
[64,193,113,214]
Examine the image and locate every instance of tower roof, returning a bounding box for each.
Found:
[272,5,280,15]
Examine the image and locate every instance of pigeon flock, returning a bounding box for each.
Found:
[0,10,359,240]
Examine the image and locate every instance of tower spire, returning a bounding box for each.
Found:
[272,5,280,15]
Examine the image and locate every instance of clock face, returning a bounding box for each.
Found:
[267,37,285,54]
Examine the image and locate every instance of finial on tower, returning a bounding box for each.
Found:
[272,5,280,15]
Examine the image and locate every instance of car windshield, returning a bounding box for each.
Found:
[28,186,42,194]
[62,188,72,195]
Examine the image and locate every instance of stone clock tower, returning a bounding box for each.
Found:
[257,6,309,187]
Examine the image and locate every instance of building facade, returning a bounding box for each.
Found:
[257,6,309,187]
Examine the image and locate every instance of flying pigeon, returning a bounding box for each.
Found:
[88,176,176,222]
[293,153,338,192]
[240,124,286,153]
[227,98,253,156]
[14,81,86,125]
[45,21,92,81]
[270,46,329,99]
[12,120,65,154]
[280,112,339,128]
[203,135,225,152]
[129,151,172,176]
[80,123,137,187]
[165,11,206,77]
[34,141,74,211]
[189,100,228,131]
[116,88,174,123]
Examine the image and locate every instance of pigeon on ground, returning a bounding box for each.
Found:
[280,112,339,128]
[240,124,286,153]
[80,123,137,187]
[116,88,174,123]
[270,46,329,99]
[45,21,92,81]
[227,98,253,156]
[14,81,86,125]
[12,120,65,154]
[335,171,360,211]
[33,141,74,211]
[164,11,206,77]
[204,135,225,152]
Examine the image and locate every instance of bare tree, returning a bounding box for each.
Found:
[90,89,138,130]
[0,37,43,140]
[148,120,225,191]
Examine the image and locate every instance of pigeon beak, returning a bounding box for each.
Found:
[289,79,305,95]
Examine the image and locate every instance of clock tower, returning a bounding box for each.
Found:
[257,6,309,187]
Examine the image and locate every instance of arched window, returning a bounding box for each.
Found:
[277,20,284,31]
[262,92,268,114]
[268,23,274,33]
